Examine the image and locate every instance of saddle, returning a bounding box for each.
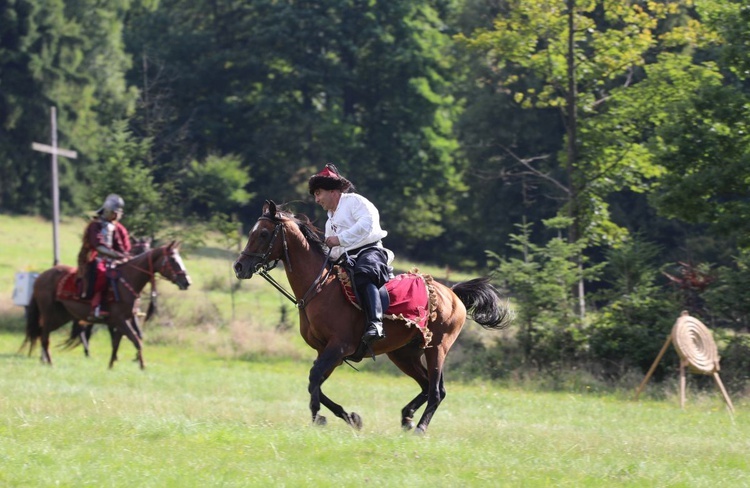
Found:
[336,267,437,349]
[56,268,119,304]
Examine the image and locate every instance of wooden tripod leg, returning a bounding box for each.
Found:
[680,359,687,409]
[713,372,735,414]
[634,335,672,400]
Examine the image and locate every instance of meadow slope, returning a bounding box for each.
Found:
[1,214,748,486]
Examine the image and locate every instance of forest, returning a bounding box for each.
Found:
[2,0,750,390]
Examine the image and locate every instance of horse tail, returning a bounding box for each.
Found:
[452,277,514,330]
[19,299,41,355]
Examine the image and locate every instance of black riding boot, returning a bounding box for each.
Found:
[360,283,385,345]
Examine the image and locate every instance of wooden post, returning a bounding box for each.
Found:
[713,372,736,414]
[679,359,687,410]
[32,106,78,266]
[634,335,672,400]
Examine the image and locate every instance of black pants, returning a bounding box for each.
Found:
[352,247,390,290]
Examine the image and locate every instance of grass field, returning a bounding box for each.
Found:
[1,331,748,487]
[1,214,749,486]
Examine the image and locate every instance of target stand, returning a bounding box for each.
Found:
[634,311,735,413]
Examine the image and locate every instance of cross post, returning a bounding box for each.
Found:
[31,106,78,266]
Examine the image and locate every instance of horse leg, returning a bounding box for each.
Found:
[111,318,144,369]
[131,313,143,339]
[308,345,355,427]
[40,331,52,365]
[130,315,143,362]
[79,322,92,357]
[38,316,53,365]
[125,318,145,369]
[413,346,448,435]
[387,346,429,431]
[108,326,123,369]
[319,391,363,430]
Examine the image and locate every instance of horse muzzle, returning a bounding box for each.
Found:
[178,274,192,290]
[233,259,254,280]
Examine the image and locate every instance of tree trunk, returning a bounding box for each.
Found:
[566,0,585,319]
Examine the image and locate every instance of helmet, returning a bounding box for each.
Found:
[101,194,125,213]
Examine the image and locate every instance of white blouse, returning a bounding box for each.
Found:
[326,193,387,260]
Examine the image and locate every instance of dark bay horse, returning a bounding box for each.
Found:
[63,237,155,356]
[233,201,513,434]
[21,242,191,369]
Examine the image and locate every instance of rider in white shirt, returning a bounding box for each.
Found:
[309,164,393,345]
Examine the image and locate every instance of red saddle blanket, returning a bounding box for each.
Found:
[337,268,437,348]
[56,268,115,303]
[56,269,85,302]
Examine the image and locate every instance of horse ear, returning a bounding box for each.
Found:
[265,200,277,217]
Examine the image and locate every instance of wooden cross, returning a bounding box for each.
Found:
[31,106,78,266]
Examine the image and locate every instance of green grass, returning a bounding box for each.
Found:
[2,214,749,486]
[1,331,749,487]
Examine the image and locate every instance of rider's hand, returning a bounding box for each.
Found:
[325,236,340,247]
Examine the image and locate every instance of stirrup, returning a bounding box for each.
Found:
[362,324,385,345]
[87,307,109,322]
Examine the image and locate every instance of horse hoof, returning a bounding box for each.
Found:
[350,412,363,430]
[313,415,327,426]
[402,419,414,431]
[413,426,426,436]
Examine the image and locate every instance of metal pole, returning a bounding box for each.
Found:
[51,106,60,266]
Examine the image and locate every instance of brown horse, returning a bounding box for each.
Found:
[62,236,155,356]
[233,201,513,434]
[21,242,191,369]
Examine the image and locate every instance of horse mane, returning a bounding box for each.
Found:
[269,205,327,257]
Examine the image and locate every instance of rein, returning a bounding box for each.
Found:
[241,217,331,309]
[118,247,185,298]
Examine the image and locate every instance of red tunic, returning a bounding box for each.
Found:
[77,218,131,277]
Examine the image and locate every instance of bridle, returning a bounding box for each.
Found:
[118,246,188,299]
[152,249,187,282]
[126,247,186,282]
[239,216,331,309]
[239,216,291,274]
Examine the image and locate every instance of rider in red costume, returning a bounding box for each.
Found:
[77,194,131,321]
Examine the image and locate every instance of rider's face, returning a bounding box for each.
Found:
[104,208,123,222]
[314,189,340,212]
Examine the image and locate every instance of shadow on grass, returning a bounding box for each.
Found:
[0,307,25,333]
[0,351,29,360]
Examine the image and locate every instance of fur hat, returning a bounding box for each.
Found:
[308,163,354,194]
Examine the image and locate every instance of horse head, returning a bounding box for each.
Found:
[154,241,192,290]
[234,200,288,280]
